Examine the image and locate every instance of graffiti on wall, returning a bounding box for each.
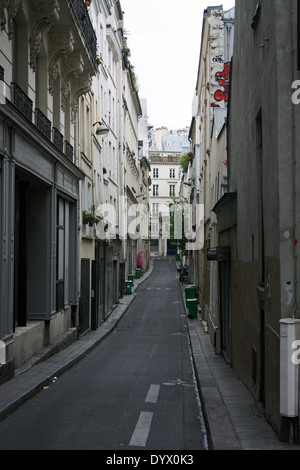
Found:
[212,62,231,107]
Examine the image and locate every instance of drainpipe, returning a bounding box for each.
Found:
[0,341,6,365]
[74,210,81,329]
[292,0,298,319]
[195,142,200,198]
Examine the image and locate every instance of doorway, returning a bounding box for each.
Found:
[79,259,90,334]
[14,179,30,328]
[220,261,232,364]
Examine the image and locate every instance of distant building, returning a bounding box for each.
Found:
[149,128,191,256]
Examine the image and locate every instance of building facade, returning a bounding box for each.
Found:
[226,0,300,442]
[187,5,234,352]
[0,0,150,381]
[149,128,190,256]
[0,0,98,376]
[79,0,125,333]
[188,0,300,443]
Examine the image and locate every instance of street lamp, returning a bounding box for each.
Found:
[93,121,109,138]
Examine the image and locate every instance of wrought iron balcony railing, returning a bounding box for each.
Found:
[35,108,51,140]
[70,0,97,66]
[10,86,74,163]
[65,140,74,162]
[53,127,64,152]
[11,82,33,121]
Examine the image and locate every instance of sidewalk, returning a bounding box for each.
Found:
[187,316,300,450]
[0,258,299,450]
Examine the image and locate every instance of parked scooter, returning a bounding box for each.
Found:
[177,265,189,284]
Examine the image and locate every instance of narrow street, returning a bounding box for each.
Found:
[0,258,208,451]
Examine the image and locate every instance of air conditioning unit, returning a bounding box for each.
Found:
[280,318,300,417]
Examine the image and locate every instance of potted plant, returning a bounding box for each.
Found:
[96,54,103,66]
[82,206,101,226]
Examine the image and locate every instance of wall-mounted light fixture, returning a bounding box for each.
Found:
[93,121,109,138]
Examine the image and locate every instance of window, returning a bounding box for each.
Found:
[169,185,175,197]
[221,184,228,197]
[170,168,175,178]
[153,168,159,178]
[150,222,159,236]
[153,185,159,196]
[56,198,65,311]
[152,203,159,217]
[81,177,93,236]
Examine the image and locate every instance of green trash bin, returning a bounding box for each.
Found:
[128,274,134,285]
[185,285,197,307]
[176,254,180,261]
[125,280,133,295]
[135,268,141,279]
[187,298,198,319]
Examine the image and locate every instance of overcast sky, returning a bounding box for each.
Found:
[120,0,235,130]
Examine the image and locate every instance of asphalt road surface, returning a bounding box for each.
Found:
[0,258,208,450]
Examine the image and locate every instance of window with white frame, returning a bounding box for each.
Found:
[152,203,159,217]
[153,168,159,178]
[170,168,175,178]
[81,177,93,231]
[169,185,175,197]
[56,197,70,312]
[151,222,159,235]
[153,185,159,196]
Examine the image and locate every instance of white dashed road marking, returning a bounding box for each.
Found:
[145,384,160,403]
[129,411,153,447]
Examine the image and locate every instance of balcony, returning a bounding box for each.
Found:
[11,83,33,121]
[70,0,97,66]
[65,141,74,162]
[53,127,64,152]
[35,109,51,140]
